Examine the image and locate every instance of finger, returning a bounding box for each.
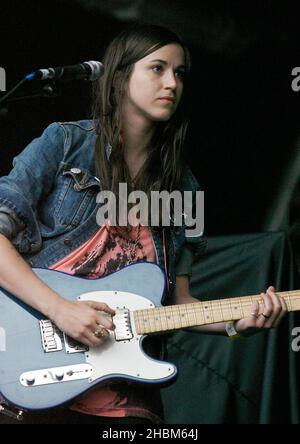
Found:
[248,301,260,326]
[95,313,115,331]
[273,296,288,327]
[256,293,272,328]
[86,300,116,315]
[94,326,110,339]
[73,332,99,348]
[265,287,282,327]
[87,327,110,347]
[262,290,274,319]
[96,318,115,331]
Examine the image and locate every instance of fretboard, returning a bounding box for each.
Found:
[133,290,300,335]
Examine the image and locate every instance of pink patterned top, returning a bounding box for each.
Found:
[50,223,164,423]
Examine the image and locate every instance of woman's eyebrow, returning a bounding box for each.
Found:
[149,59,185,69]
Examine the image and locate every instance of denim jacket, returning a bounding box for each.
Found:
[0,120,206,303]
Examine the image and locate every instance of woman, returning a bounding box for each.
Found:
[0,23,287,424]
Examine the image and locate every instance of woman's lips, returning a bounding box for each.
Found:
[158,97,175,103]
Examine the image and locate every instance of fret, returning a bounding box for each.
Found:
[219,298,232,321]
[158,306,168,331]
[186,304,198,325]
[134,311,141,333]
[180,305,187,328]
[141,308,153,333]
[285,292,291,311]
[165,307,175,331]
[185,303,200,327]
[156,308,165,332]
[209,300,215,323]
[199,302,206,325]
[242,300,254,317]
[287,290,300,310]
[193,303,201,326]
[148,308,160,332]
[184,305,191,326]
[134,309,143,334]
[137,309,145,333]
[229,298,242,320]
[164,307,175,330]
[196,304,205,326]
[218,299,224,322]
[257,296,264,313]
[181,305,189,328]
[238,297,245,318]
[175,305,182,329]
[285,291,293,311]
[249,295,259,314]
[210,299,223,323]
[185,303,196,327]
[229,298,234,321]
[179,305,188,328]
[176,306,183,329]
[202,301,214,324]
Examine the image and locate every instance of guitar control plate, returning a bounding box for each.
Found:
[20,364,93,387]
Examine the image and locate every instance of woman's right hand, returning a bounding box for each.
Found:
[49,299,116,347]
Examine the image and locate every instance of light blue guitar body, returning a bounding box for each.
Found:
[0,262,177,411]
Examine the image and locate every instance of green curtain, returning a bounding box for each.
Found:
[161,232,300,424]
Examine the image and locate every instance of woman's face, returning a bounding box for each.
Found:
[123,43,186,126]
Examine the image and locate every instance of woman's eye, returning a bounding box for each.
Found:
[152,65,162,73]
[176,70,185,80]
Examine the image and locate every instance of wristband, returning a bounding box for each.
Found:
[225,321,242,340]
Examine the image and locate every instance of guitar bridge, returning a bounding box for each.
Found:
[39,320,62,353]
[113,308,133,341]
[39,319,89,354]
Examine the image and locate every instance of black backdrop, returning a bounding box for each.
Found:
[2,1,300,236]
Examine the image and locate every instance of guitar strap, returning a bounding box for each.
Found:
[162,228,170,297]
[159,227,172,361]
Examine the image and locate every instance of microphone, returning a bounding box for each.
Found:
[25,61,104,82]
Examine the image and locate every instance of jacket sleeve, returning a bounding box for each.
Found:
[175,244,194,277]
[0,122,65,253]
[0,206,25,240]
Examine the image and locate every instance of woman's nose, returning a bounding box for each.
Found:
[163,71,177,89]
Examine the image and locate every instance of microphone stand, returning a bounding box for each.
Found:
[0,80,59,117]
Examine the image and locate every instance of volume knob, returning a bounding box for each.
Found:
[25,373,35,385]
[55,369,64,380]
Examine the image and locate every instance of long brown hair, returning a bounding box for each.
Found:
[92,22,192,225]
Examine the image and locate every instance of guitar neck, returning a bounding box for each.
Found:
[133,290,300,335]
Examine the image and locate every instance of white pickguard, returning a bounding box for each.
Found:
[78,290,176,384]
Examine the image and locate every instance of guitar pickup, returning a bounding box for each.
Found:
[63,333,89,354]
[113,308,133,341]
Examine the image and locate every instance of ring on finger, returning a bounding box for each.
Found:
[94,327,106,338]
[261,313,270,319]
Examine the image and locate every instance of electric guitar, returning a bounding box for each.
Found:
[0,262,299,411]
